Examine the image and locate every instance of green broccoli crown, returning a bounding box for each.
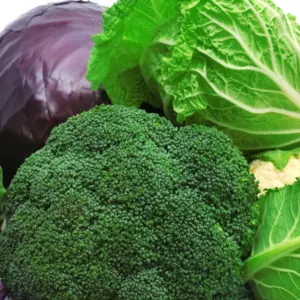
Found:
[0,105,258,299]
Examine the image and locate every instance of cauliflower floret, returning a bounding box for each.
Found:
[250,155,300,194]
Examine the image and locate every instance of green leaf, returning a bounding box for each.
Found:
[244,180,300,299]
[253,148,300,170]
[86,0,179,107]
[87,0,300,150]
[142,0,300,150]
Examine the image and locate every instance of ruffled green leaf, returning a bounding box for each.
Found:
[87,0,179,107]
[149,0,300,150]
[88,0,300,150]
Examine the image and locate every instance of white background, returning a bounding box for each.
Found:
[0,0,299,32]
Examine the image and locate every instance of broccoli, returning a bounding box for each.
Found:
[0,105,258,300]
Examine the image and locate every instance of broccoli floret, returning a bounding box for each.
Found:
[0,105,258,299]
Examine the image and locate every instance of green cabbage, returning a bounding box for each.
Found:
[87,0,300,150]
[244,180,300,299]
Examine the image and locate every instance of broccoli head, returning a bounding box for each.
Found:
[0,105,258,299]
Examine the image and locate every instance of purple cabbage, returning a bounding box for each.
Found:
[0,0,109,185]
[0,283,6,300]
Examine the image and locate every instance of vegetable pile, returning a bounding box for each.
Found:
[1,0,300,299]
[0,0,110,185]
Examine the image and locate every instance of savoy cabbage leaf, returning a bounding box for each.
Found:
[145,0,300,150]
[87,0,300,150]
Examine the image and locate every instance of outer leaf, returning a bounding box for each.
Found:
[87,0,179,107]
[253,147,300,169]
[142,0,300,150]
[244,180,300,299]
